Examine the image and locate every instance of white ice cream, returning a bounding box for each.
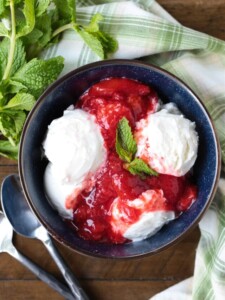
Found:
[43,107,106,218]
[124,211,175,241]
[110,189,175,242]
[135,103,199,177]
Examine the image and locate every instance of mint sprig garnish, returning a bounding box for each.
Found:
[116,117,137,163]
[116,117,158,178]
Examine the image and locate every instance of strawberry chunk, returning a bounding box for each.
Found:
[88,78,151,98]
[176,185,197,212]
[96,101,134,148]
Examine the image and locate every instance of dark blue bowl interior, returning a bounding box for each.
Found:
[19,60,220,258]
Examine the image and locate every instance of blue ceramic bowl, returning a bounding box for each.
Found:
[19,59,221,258]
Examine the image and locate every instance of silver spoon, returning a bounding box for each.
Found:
[0,211,74,299]
[1,174,89,300]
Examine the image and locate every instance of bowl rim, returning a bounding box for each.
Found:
[18,59,221,258]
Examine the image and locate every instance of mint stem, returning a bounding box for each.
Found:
[52,23,75,38]
[3,0,16,81]
[8,136,16,147]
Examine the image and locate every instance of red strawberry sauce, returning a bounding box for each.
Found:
[67,78,197,244]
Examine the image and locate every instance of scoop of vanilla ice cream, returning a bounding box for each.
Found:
[44,164,76,218]
[43,107,106,218]
[124,211,175,242]
[110,189,175,242]
[135,103,198,176]
[43,107,106,183]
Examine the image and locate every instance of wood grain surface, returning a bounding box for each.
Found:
[0,1,224,299]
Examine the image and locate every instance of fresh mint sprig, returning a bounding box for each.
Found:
[116,117,137,163]
[116,117,158,178]
[0,0,118,160]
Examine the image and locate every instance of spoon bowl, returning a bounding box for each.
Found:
[1,174,89,300]
[2,174,40,238]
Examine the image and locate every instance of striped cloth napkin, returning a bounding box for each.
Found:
[43,1,225,299]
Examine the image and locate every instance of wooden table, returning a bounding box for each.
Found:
[0,1,224,299]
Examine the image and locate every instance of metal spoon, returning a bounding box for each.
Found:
[1,174,89,300]
[0,211,74,299]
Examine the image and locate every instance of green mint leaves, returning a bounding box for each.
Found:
[127,158,158,178]
[116,117,158,179]
[77,13,118,59]
[11,57,65,98]
[0,0,65,159]
[16,0,35,38]
[116,117,137,163]
[0,0,118,160]
[53,12,118,60]
[0,140,19,160]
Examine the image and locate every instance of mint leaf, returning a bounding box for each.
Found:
[10,38,26,76]
[0,79,8,106]
[0,38,26,79]
[116,117,137,162]
[34,13,52,47]
[16,0,35,38]
[76,26,104,59]
[66,0,76,23]
[53,0,76,25]
[96,31,118,56]
[35,0,51,17]
[0,38,9,80]
[3,93,35,111]
[11,56,64,98]
[10,111,26,141]
[7,79,28,94]
[22,27,43,45]
[0,110,26,144]
[0,1,6,17]
[116,146,134,164]
[127,158,158,178]
[0,140,19,160]
[0,90,4,106]
[83,13,118,58]
[85,13,103,33]
[23,13,52,59]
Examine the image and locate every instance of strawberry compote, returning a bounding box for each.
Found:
[68,78,197,244]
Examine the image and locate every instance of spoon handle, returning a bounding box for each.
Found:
[8,246,75,300]
[42,235,89,300]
